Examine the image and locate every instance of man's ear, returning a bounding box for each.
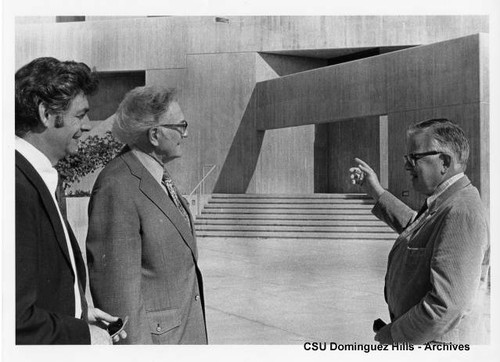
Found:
[440,153,452,171]
[37,103,52,127]
[148,127,159,146]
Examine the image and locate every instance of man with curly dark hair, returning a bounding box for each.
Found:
[15,57,126,344]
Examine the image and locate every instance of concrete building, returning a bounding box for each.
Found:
[13,15,491,347]
[15,16,489,212]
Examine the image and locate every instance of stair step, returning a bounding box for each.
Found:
[195,219,387,227]
[196,224,396,234]
[196,230,395,239]
[200,208,373,215]
[204,203,373,209]
[195,194,393,240]
[196,213,379,220]
[210,193,371,199]
[206,198,375,205]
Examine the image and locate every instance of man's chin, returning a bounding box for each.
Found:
[411,179,422,193]
[169,153,182,160]
[66,147,79,157]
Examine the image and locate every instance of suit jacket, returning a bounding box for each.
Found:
[86,150,207,344]
[373,175,490,344]
[15,151,90,344]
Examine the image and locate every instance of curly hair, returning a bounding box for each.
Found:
[15,57,99,137]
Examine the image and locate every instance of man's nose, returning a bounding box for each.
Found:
[80,114,91,132]
[404,161,414,172]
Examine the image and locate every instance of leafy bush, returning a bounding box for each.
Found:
[56,131,124,191]
[65,189,93,197]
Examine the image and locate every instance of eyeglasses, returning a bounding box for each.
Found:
[156,120,188,137]
[403,151,444,167]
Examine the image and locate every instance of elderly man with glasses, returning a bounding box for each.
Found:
[86,86,207,344]
[350,118,489,345]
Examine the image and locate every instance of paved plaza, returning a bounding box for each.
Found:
[198,237,394,344]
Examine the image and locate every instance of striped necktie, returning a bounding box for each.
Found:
[162,173,192,229]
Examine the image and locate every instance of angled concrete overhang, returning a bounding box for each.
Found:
[255,33,488,130]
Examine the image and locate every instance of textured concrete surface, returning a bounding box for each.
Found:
[198,237,393,344]
[198,237,491,346]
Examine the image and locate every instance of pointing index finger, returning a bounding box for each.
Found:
[354,158,372,172]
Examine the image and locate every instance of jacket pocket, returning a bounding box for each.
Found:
[147,308,181,336]
[405,246,428,268]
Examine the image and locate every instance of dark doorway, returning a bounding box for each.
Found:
[314,116,381,193]
[88,71,146,122]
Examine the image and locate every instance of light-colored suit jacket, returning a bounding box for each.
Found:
[86,150,207,344]
[373,175,489,344]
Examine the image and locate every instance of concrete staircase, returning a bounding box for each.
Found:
[194,194,398,240]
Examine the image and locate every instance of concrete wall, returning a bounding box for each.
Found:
[182,52,320,195]
[16,17,188,71]
[255,34,488,208]
[247,54,318,194]
[183,52,257,194]
[384,34,488,208]
[16,16,488,70]
[15,17,488,201]
[250,126,315,194]
[256,54,387,129]
[256,34,486,128]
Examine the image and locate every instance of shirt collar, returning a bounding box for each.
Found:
[15,136,59,195]
[427,172,465,207]
[131,148,165,185]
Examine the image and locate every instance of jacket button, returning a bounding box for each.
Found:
[195,295,200,301]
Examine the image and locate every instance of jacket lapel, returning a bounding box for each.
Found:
[15,151,75,273]
[121,151,198,258]
[402,175,472,239]
[428,175,471,213]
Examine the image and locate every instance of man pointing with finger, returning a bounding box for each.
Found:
[350,118,489,345]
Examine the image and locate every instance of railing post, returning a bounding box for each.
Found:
[196,188,200,216]
[189,164,217,219]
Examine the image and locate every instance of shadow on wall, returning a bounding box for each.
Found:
[213,91,265,193]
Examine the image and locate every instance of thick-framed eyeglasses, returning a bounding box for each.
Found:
[156,120,188,137]
[403,151,445,167]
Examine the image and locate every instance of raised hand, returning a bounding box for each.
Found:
[349,158,385,201]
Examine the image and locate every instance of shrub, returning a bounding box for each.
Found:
[56,131,124,191]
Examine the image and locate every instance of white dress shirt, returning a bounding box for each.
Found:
[132,148,164,186]
[15,136,83,319]
[427,172,465,207]
[412,172,465,223]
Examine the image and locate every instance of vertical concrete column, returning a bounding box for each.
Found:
[379,115,389,189]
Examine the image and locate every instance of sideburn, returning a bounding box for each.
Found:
[54,114,64,128]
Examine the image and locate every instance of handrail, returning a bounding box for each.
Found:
[189,164,217,196]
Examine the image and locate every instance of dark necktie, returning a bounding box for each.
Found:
[162,173,192,229]
[415,200,429,220]
[78,282,89,321]
[55,173,66,215]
